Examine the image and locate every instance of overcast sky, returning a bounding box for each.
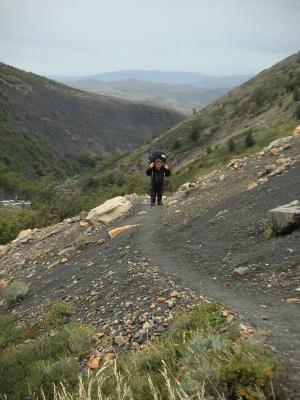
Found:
[0,0,299,77]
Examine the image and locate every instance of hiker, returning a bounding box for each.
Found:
[146,158,170,206]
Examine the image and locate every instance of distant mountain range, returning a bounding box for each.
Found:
[52,70,252,114]
[52,70,252,88]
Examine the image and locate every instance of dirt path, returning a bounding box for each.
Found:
[124,163,300,398]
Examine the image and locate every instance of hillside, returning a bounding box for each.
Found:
[0,132,300,398]
[111,52,300,189]
[0,63,184,159]
[63,78,230,114]
[52,52,300,232]
[0,63,184,200]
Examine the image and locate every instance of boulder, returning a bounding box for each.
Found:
[267,137,291,149]
[268,200,300,234]
[114,335,127,347]
[86,194,137,226]
[258,164,277,177]
[0,245,8,256]
[13,229,32,243]
[247,182,258,190]
[88,355,101,369]
[167,199,178,207]
[293,125,300,137]
[276,157,292,166]
[269,165,288,177]
[232,266,249,278]
[264,164,277,175]
[179,182,191,191]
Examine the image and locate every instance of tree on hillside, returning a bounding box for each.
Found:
[190,128,200,142]
[227,138,236,153]
[296,103,300,120]
[245,130,255,147]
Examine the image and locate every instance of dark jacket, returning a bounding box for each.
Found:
[146,166,171,188]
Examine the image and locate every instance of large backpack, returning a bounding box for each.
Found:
[148,150,167,163]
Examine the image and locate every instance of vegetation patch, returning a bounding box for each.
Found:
[44,300,75,327]
[0,315,90,400]
[0,303,284,399]
[2,280,29,305]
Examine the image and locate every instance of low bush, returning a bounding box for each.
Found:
[44,301,75,327]
[296,103,300,120]
[0,323,81,400]
[75,232,90,249]
[68,324,92,353]
[245,130,255,147]
[3,280,29,305]
[227,138,236,152]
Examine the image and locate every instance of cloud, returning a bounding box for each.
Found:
[0,0,299,76]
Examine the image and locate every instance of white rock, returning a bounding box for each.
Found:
[86,194,137,226]
[13,229,32,243]
[232,267,249,277]
[268,201,300,234]
[267,137,291,149]
[0,245,8,256]
[179,182,191,191]
[167,199,178,207]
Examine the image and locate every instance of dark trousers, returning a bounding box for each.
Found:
[150,184,163,205]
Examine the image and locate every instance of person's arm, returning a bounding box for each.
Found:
[146,162,154,176]
[164,164,171,177]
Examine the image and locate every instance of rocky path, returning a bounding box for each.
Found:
[124,163,300,397]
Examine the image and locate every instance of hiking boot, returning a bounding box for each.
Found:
[157,202,163,206]
[151,203,155,207]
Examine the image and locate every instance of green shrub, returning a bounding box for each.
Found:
[0,315,28,351]
[190,128,200,142]
[3,280,29,305]
[0,207,37,245]
[0,325,78,400]
[75,232,90,249]
[245,130,255,147]
[227,138,236,152]
[172,139,182,150]
[44,301,75,327]
[296,103,300,120]
[67,324,92,353]
[29,358,79,399]
[293,88,300,102]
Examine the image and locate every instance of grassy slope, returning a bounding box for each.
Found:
[111,52,300,191]
[0,302,282,400]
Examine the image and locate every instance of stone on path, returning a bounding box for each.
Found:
[247,181,258,190]
[293,125,300,137]
[108,224,140,238]
[232,266,249,278]
[268,200,300,234]
[86,194,137,226]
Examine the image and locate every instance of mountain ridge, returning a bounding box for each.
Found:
[52,69,252,88]
[62,77,231,114]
